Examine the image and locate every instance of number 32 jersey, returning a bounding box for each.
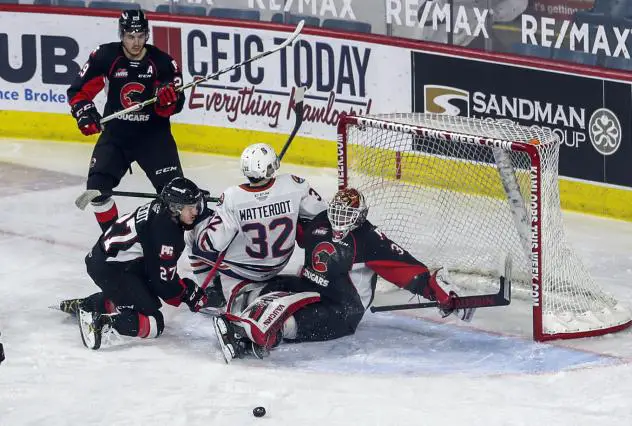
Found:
[187,174,327,282]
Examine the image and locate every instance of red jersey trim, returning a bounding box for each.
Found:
[366,260,428,288]
[69,76,105,105]
[239,178,276,192]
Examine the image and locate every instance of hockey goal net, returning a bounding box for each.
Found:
[338,113,631,341]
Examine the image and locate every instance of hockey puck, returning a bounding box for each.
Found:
[253,406,266,417]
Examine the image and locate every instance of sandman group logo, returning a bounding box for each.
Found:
[588,108,622,156]
[423,85,470,116]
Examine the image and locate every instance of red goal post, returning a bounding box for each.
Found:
[337,112,632,341]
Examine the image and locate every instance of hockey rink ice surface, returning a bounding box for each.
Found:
[1,139,632,425]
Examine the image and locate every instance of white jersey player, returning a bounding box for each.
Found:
[186,143,327,307]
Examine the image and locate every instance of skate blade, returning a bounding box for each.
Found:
[212,317,235,364]
[78,309,101,350]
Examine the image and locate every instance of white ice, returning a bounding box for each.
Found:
[1,139,632,425]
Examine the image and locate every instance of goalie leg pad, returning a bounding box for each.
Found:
[226,281,266,315]
[226,291,321,349]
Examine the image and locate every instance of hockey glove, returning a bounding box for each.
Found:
[155,82,178,107]
[180,278,208,312]
[71,100,102,136]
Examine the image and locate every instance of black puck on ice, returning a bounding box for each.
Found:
[253,406,266,417]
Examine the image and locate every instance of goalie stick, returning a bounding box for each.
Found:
[100,21,305,125]
[74,86,308,211]
[370,256,513,313]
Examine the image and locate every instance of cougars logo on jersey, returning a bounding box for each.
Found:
[120,82,146,108]
[312,241,335,273]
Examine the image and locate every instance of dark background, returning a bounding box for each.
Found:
[412,51,632,187]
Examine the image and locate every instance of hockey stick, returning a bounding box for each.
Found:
[200,250,227,291]
[75,189,219,211]
[74,87,306,211]
[100,21,305,125]
[370,256,513,313]
[198,87,306,291]
[278,86,306,161]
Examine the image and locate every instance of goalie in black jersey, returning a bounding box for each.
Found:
[212,188,475,362]
[67,10,186,233]
[59,178,209,350]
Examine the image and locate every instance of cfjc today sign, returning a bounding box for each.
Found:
[412,51,632,187]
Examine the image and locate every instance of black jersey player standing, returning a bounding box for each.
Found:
[59,177,209,350]
[67,10,185,232]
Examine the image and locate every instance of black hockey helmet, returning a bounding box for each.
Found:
[118,9,149,39]
[160,177,205,217]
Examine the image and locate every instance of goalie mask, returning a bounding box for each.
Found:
[240,143,280,183]
[327,188,368,242]
[159,177,204,219]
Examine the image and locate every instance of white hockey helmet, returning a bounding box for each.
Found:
[327,188,368,242]
[240,143,280,182]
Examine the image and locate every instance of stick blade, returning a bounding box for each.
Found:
[294,86,306,104]
[287,19,305,45]
[75,189,102,210]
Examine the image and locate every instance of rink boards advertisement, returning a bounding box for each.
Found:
[0,10,410,149]
[1,7,632,219]
[412,51,632,189]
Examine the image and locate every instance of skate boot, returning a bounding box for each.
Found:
[213,315,251,363]
[59,298,85,315]
[0,332,4,365]
[78,308,114,350]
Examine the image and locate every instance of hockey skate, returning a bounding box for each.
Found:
[59,298,84,315]
[0,332,4,365]
[212,315,272,363]
[213,315,250,363]
[77,308,113,350]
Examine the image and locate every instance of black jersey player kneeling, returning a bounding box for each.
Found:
[59,178,209,350]
[212,188,475,362]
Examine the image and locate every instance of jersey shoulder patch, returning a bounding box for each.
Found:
[291,175,305,184]
[216,193,225,207]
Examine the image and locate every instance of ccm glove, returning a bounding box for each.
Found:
[71,100,102,136]
[155,82,178,107]
[180,278,208,312]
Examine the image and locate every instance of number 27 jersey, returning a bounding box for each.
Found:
[189,174,327,281]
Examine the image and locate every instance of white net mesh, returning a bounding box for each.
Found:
[342,113,631,340]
